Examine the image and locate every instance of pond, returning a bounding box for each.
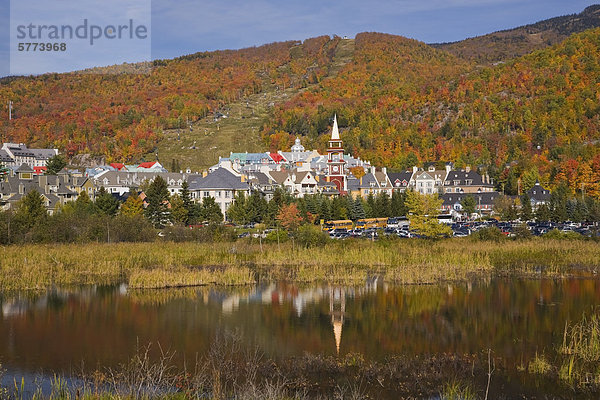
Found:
[1,276,600,398]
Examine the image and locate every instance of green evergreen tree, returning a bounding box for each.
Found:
[550,183,569,222]
[366,193,376,218]
[505,204,519,221]
[461,195,476,217]
[318,197,331,222]
[15,189,47,231]
[45,155,67,175]
[391,191,407,217]
[226,193,248,224]
[350,196,366,220]
[520,193,533,221]
[375,193,392,217]
[246,190,267,224]
[95,187,120,216]
[200,196,223,223]
[73,191,97,215]
[180,181,194,224]
[535,203,551,222]
[144,176,170,228]
[169,194,188,224]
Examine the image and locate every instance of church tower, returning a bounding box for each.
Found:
[327,115,346,193]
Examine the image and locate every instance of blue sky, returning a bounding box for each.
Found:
[1,0,598,76]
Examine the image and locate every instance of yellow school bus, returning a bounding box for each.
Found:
[356,218,388,229]
[323,220,353,231]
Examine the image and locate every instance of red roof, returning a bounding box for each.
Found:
[33,166,47,175]
[110,163,125,170]
[269,153,285,163]
[138,161,158,168]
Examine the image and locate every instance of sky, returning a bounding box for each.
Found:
[0,0,598,76]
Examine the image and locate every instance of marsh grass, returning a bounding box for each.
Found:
[439,380,477,400]
[560,314,600,362]
[0,238,598,290]
[527,352,552,375]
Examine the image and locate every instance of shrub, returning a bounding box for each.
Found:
[265,229,289,243]
[543,229,582,240]
[514,224,532,240]
[472,226,505,242]
[296,224,329,248]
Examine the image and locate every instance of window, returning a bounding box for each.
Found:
[203,191,209,198]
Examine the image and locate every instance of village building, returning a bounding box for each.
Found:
[387,170,415,192]
[442,167,494,194]
[0,164,93,214]
[1,143,58,170]
[526,181,551,209]
[440,191,500,216]
[187,168,250,216]
[348,167,393,199]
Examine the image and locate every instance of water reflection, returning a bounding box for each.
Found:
[1,277,600,386]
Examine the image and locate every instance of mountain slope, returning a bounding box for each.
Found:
[152,38,355,171]
[0,36,340,163]
[263,29,600,196]
[433,5,600,63]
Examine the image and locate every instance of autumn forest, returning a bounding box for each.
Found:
[2,7,600,198]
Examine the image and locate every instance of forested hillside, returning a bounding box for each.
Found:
[2,7,600,198]
[0,36,339,161]
[433,5,600,63]
[262,29,600,197]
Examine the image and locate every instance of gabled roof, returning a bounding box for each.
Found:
[388,171,413,186]
[188,168,249,191]
[247,172,273,186]
[527,182,551,202]
[267,170,289,185]
[16,163,34,173]
[444,170,487,186]
[269,153,285,163]
[138,161,159,169]
[440,192,500,206]
[110,163,125,170]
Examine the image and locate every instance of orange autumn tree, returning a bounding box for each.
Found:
[276,203,303,232]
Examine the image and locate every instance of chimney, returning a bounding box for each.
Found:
[241,174,247,183]
[446,164,452,174]
[202,170,208,178]
[412,166,418,174]
[382,167,387,175]
[465,166,471,173]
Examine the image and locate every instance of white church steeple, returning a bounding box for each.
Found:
[331,114,340,140]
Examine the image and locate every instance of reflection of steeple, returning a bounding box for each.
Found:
[329,286,346,354]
